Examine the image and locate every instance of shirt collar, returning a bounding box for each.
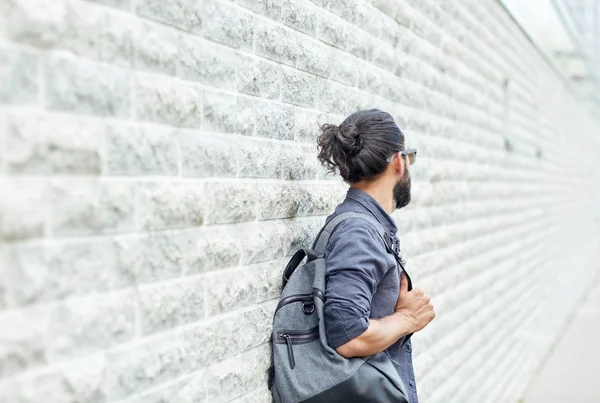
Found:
[345,187,398,234]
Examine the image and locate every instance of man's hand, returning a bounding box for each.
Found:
[394,273,435,333]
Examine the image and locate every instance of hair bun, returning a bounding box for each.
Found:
[338,124,363,156]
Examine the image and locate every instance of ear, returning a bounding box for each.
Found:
[394,153,405,177]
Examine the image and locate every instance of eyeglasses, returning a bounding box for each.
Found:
[386,148,417,165]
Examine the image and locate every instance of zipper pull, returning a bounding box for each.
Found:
[280,334,296,369]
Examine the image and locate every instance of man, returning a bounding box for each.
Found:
[317,109,436,403]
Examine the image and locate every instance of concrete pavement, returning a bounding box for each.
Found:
[523,276,600,403]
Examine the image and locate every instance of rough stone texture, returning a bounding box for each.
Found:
[137,182,205,230]
[46,54,131,117]
[6,113,103,174]
[0,47,38,105]
[2,0,600,402]
[136,0,202,33]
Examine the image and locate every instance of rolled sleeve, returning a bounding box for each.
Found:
[323,221,390,349]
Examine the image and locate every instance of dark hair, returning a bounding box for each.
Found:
[317,109,405,183]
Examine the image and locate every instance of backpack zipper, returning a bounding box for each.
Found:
[277,329,319,369]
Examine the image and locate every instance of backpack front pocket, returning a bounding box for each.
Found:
[275,327,319,369]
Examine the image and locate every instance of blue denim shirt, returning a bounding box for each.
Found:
[323,187,418,403]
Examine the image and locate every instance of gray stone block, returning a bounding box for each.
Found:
[281,67,316,107]
[317,13,349,50]
[205,182,256,224]
[138,276,204,335]
[177,36,237,90]
[6,113,102,174]
[0,47,38,105]
[238,0,282,20]
[181,131,237,177]
[137,0,202,32]
[254,19,297,67]
[137,182,205,231]
[135,21,179,76]
[297,38,332,78]
[237,138,281,178]
[203,91,254,135]
[239,221,286,264]
[0,307,51,376]
[88,0,130,9]
[255,102,295,140]
[106,124,178,176]
[5,237,136,306]
[49,180,135,236]
[1,0,68,48]
[127,371,207,403]
[0,179,47,242]
[203,0,253,50]
[204,266,261,315]
[330,48,359,86]
[46,54,131,117]
[237,54,282,100]
[135,75,202,128]
[282,0,317,35]
[48,290,135,361]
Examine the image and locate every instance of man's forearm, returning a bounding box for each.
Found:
[336,312,413,358]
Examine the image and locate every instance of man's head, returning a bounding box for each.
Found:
[316,109,416,210]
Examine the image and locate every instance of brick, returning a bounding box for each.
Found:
[1,0,68,48]
[238,0,281,20]
[128,371,207,403]
[282,0,317,35]
[357,61,384,94]
[46,54,131,117]
[203,0,253,50]
[205,182,256,224]
[138,276,205,335]
[315,79,361,115]
[293,109,321,142]
[135,21,179,76]
[88,0,130,9]
[255,102,295,140]
[278,143,318,180]
[0,47,38,105]
[317,13,349,50]
[237,138,281,179]
[49,180,135,236]
[107,124,178,176]
[0,179,47,242]
[181,132,237,177]
[326,0,367,26]
[281,68,316,107]
[137,182,205,231]
[193,226,241,273]
[6,113,103,174]
[100,10,136,67]
[60,355,107,403]
[205,346,269,403]
[178,36,238,89]
[255,183,305,220]
[297,39,332,78]
[205,266,263,316]
[329,48,359,86]
[48,291,135,361]
[254,19,297,66]
[237,54,282,100]
[105,333,189,400]
[137,0,202,32]
[5,236,136,306]
[204,91,254,135]
[239,221,287,264]
[0,370,72,403]
[0,307,51,376]
[135,75,202,128]
[229,387,272,403]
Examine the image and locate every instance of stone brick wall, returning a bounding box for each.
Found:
[1,0,600,402]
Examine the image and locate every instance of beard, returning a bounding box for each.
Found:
[393,168,411,210]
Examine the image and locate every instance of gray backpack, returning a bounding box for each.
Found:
[268,211,413,403]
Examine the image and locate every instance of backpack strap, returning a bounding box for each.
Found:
[312,211,394,257]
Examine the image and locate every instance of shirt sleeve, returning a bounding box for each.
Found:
[323,221,391,349]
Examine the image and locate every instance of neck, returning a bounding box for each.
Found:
[351,180,395,214]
